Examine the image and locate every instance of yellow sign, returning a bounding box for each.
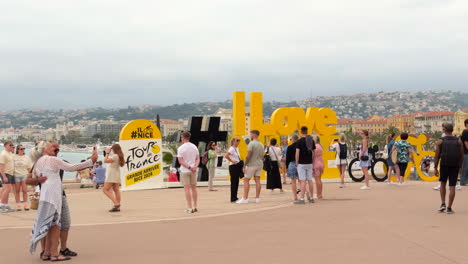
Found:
[119,119,164,190]
[390,134,437,182]
[232,91,340,179]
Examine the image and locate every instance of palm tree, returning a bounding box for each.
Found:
[370,132,387,150]
[167,143,179,155]
[383,126,400,137]
[344,128,361,154]
[424,131,443,151]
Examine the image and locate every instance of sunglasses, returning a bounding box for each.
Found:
[235,139,241,142]
[9,144,14,147]
[19,148,25,150]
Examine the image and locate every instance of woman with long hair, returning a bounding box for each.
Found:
[224,137,243,202]
[206,141,218,191]
[280,138,288,184]
[331,134,348,188]
[103,144,125,212]
[266,138,283,192]
[359,130,371,190]
[313,135,324,199]
[13,145,33,211]
[386,133,399,184]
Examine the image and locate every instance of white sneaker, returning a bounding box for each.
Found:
[236,198,249,204]
[254,198,260,203]
[360,186,370,190]
[456,185,462,190]
[399,182,407,186]
[387,181,394,185]
[432,186,440,191]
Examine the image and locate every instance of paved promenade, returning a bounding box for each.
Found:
[1,181,467,264]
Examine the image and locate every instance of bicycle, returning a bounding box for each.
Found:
[348,145,388,182]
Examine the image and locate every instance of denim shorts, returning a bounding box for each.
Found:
[287,163,299,179]
[297,164,313,181]
[14,176,26,183]
[61,195,71,231]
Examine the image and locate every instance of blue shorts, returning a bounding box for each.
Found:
[287,163,299,179]
[14,177,26,183]
[387,158,395,166]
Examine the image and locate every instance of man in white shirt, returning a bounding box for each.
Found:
[177,132,200,213]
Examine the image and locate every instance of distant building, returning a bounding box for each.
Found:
[454,110,468,135]
[352,116,387,133]
[335,118,354,134]
[83,121,125,138]
[160,119,184,137]
[214,108,233,134]
[414,111,454,134]
[387,113,418,134]
[0,127,18,141]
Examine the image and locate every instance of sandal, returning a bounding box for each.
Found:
[50,255,71,262]
[40,251,51,261]
[109,204,121,212]
[60,248,78,257]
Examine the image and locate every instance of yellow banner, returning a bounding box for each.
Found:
[120,119,162,141]
[125,162,162,187]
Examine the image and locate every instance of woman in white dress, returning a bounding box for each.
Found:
[30,144,97,261]
[103,144,125,212]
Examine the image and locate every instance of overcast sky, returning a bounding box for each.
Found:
[1,0,467,110]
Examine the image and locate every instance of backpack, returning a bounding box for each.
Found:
[201,151,209,165]
[440,136,462,167]
[263,147,273,172]
[305,135,314,152]
[339,143,347,159]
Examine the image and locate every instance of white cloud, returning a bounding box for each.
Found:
[0,0,467,108]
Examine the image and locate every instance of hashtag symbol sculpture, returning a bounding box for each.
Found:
[187,116,228,146]
[131,131,138,139]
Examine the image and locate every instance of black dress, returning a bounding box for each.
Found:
[266,147,283,190]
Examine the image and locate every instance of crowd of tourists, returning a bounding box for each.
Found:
[0,140,126,261]
[0,118,467,261]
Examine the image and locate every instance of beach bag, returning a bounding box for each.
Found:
[440,136,462,167]
[382,144,389,160]
[30,194,39,210]
[201,151,209,165]
[305,135,314,152]
[263,147,273,172]
[168,172,178,182]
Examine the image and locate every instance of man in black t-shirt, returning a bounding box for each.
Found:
[434,123,464,214]
[461,119,468,186]
[294,126,316,204]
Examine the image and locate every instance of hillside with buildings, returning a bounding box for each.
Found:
[0,91,467,143]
